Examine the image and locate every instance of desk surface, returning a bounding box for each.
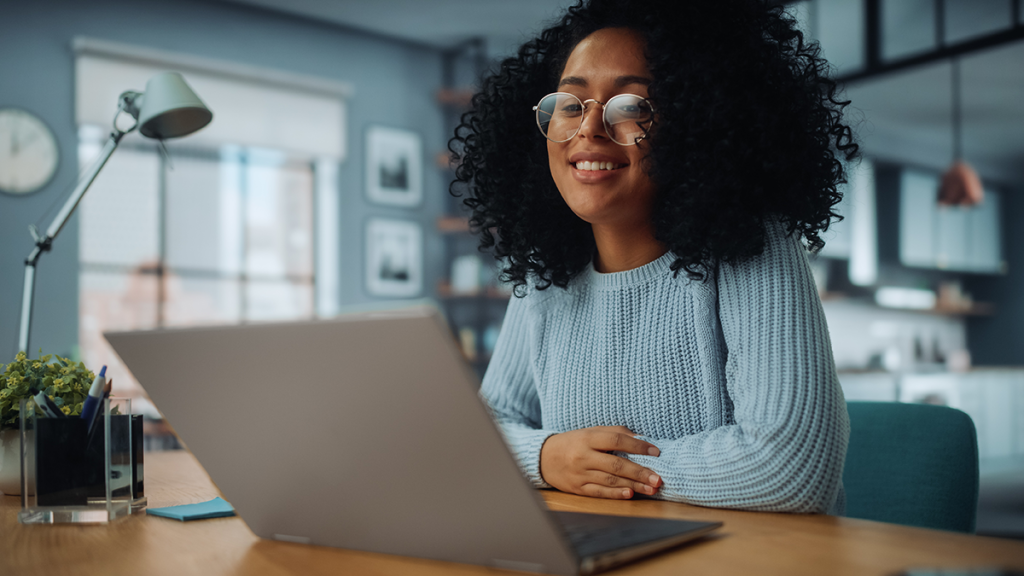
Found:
[3,450,1023,575]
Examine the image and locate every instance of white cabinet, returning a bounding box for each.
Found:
[839,372,898,401]
[898,370,1024,461]
[899,168,1003,273]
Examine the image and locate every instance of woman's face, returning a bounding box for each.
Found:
[548,27,656,230]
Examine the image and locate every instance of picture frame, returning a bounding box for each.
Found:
[365,126,423,207]
[365,218,423,298]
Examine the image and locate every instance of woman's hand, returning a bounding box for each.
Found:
[540,426,662,499]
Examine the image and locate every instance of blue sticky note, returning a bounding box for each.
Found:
[147,497,236,521]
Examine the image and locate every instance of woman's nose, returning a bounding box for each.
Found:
[577,102,607,140]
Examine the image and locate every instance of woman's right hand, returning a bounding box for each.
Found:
[539,426,662,499]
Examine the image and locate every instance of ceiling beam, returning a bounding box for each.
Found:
[839,10,1024,84]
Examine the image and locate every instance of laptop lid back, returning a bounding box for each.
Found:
[105,306,578,575]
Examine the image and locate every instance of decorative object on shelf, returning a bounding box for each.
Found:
[0,107,60,195]
[945,349,971,373]
[873,285,992,316]
[482,323,501,355]
[936,280,972,312]
[365,126,423,207]
[450,255,483,294]
[459,327,477,361]
[875,287,936,310]
[937,57,983,207]
[365,218,423,298]
[0,352,102,494]
[16,72,212,353]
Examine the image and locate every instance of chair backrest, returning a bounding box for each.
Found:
[843,401,979,533]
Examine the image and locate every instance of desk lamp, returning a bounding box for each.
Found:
[17,72,213,353]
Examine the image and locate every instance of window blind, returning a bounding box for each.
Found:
[74,37,350,161]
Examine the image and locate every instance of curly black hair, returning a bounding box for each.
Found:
[450,0,858,292]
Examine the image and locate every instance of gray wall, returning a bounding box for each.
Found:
[0,0,446,360]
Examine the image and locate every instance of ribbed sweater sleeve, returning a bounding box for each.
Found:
[624,223,850,513]
[479,293,556,488]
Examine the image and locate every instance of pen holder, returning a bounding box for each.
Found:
[17,397,146,524]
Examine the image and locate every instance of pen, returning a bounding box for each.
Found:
[32,389,66,418]
[80,365,107,427]
[85,378,113,442]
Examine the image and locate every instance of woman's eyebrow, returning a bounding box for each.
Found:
[616,75,653,87]
[557,75,653,88]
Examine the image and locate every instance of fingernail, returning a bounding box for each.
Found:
[649,474,660,486]
[648,446,660,456]
[622,489,631,498]
[644,485,655,495]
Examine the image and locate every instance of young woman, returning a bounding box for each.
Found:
[450,0,858,514]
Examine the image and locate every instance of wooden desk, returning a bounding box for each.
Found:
[3,450,1022,575]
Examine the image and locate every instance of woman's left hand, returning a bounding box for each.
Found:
[539,425,662,499]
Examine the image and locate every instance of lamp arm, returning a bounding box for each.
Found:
[17,130,125,354]
[46,132,124,243]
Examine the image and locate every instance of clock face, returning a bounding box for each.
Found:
[0,108,60,195]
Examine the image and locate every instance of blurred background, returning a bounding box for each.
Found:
[0,0,1021,538]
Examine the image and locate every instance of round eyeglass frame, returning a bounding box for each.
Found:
[532,92,655,146]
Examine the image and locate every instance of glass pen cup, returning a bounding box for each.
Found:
[18,396,146,524]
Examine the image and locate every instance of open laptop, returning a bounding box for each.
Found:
[105,304,721,575]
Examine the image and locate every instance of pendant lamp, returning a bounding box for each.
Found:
[937,58,984,207]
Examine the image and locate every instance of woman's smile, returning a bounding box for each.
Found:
[569,151,629,182]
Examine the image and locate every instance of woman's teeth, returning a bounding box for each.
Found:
[574,161,621,171]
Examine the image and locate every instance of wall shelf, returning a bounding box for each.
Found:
[437,216,471,234]
[436,281,510,300]
[822,291,995,317]
[435,88,474,107]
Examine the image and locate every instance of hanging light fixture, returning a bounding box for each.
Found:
[937,57,984,207]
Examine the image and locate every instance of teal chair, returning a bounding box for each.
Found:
[843,401,979,533]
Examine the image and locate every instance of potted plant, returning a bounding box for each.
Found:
[0,351,98,495]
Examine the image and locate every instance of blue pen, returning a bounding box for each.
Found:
[80,365,107,426]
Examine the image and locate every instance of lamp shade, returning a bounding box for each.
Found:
[137,72,213,139]
[938,161,984,207]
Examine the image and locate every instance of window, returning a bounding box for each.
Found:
[78,132,317,391]
[73,38,349,396]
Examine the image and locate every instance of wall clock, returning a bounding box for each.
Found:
[0,107,60,195]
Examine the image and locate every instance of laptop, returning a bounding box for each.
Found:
[105,304,721,575]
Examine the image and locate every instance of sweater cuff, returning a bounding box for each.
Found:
[505,428,557,489]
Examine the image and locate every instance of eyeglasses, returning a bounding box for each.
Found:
[533,92,655,146]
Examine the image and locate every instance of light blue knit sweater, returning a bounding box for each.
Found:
[480,220,850,514]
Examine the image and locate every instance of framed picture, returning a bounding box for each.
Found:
[365,218,423,298]
[365,126,423,207]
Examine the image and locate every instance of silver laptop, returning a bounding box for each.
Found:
[105,304,720,575]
